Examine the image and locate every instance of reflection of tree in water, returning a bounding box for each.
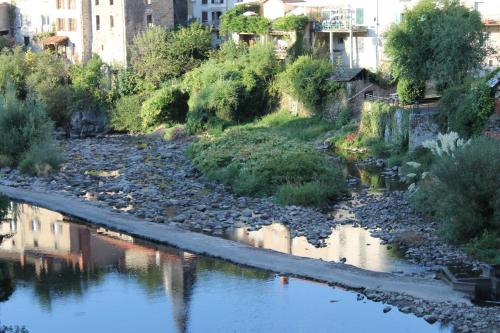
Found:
[0,260,106,310]
[196,257,272,280]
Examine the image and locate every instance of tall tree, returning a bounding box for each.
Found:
[385,0,488,92]
[130,23,212,89]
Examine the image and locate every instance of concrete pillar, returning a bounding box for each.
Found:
[329,31,334,64]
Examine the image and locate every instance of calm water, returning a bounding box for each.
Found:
[225,223,424,274]
[0,201,450,333]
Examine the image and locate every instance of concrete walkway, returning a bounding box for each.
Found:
[0,185,470,304]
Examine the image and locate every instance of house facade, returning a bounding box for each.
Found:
[263,0,499,72]
[3,0,186,65]
[461,0,500,70]
[189,0,243,30]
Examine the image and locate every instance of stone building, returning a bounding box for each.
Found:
[2,0,187,65]
[91,0,186,65]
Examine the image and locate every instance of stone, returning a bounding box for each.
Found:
[383,306,392,313]
[423,315,437,324]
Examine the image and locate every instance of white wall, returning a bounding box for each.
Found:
[12,0,52,50]
[191,0,243,28]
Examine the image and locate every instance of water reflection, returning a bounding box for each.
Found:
[333,154,407,191]
[0,202,447,333]
[226,223,423,274]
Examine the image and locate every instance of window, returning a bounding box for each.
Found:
[51,223,62,235]
[355,8,364,25]
[95,0,99,5]
[110,0,114,4]
[57,17,65,31]
[31,219,41,232]
[96,15,100,30]
[201,11,208,23]
[72,43,76,55]
[110,15,114,28]
[211,11,222,26]
[145,0,152,4]
[42,15,50,26]
[202,0,207,4]
[56,0,64,9]
[68,0,76,9]
[9,220,17,233]
[211,0,223,4]
[68,18,77,31]
[146,14,153,27]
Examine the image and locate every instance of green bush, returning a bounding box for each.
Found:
[272,15,309,31]
[69,54,110,116]
[278,56,339,114]
[412,137,499,243]
[183,42,279,131]
[396,78,425,104]
[25,51,71,127]
[188,128,346,207]
[0,89,61,174]
[359,102,396,139]
[219,5,271,34]
[18,142,62,176]
[0,47,28,98]
[110,94,145,133]
[465,231,500,264]
[141,85,188,128]
[447,80,495,137]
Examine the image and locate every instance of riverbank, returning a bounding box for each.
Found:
[0,135,481,271]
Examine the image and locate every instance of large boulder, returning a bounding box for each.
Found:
[70,110,107,138]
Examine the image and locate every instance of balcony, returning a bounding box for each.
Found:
[311,7,368,34]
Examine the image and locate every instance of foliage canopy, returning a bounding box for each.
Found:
[385,0,488,91]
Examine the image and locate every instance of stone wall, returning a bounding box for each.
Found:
[408,111,440,152]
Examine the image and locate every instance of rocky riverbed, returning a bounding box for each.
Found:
[0,135,483,270]
[0,134,498,332]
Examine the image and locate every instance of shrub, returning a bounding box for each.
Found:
[183,42,279,131]
[141,85,188,128]
[110,94,145,133]
[188,129,346,207]
[18,142,62,176]
[276,178,343,208]
[272,15,309,31]
[465,231,500,264]
[396,78,425,104]
[412,137,499,243]
[219,5,271,34]
[278,56,339,114]
[0,47,28,98]
[114,68,140,97]
[69,54,110,115]
[130,23,212,88]
[440,79,495,137]
[0,89,61,174]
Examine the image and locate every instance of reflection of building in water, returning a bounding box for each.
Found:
[0,203,197,332]
[227,223,394,272]
[162,252,197,333]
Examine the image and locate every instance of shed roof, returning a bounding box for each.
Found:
[330,67,365,82]
[42,35,69,46]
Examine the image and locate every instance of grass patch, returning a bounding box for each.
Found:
[466,231,500,265]
[188,111,346,208]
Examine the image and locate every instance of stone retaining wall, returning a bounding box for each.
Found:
[408,111,441,152]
